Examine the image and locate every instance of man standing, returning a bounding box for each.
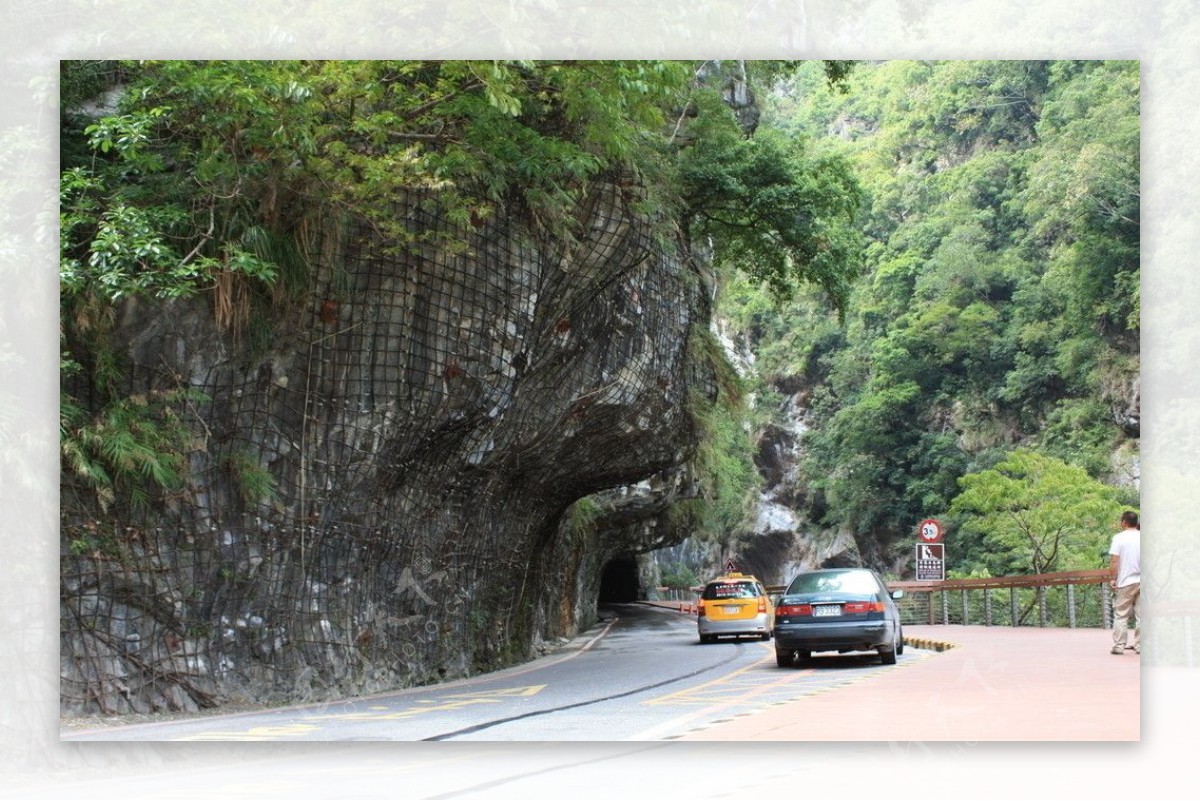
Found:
[1108,510,1141,655]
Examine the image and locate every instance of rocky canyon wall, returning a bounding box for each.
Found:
[60,181,715,716]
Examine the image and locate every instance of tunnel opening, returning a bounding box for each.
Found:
[598,556,642,603]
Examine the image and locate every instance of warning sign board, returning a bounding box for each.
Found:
[915,543,945,581]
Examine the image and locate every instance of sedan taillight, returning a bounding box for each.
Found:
[842,601,885,613]
[776,604,813,617]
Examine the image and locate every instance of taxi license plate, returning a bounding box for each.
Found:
[813,604,842,617]
[723,605,742,614]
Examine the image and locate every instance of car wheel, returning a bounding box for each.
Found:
[761,631,771,641]
[879,646,897,665]
[775,649,793,667]
[896,628,904,655]
[699,634,713,644]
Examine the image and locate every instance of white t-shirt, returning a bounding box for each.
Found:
[1109,527,1141,588]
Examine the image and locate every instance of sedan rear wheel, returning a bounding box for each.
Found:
[775,649,793,667]
[879,646,897,665]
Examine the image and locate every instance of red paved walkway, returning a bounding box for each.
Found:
[680,624,1140,741]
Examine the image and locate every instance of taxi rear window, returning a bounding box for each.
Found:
[703,581,760,600]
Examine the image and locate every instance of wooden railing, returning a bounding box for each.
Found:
[886,569,1114,628]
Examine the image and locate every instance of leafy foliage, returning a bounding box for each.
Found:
[659,562,701,590]
[947,450,1127,575]
[719,60,1139,575]
[684,329,762,544]
[675,91,864,311]
[60,58,864,320]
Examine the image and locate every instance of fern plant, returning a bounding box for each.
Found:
[60,387,208,512]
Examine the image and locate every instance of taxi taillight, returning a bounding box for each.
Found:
[696,600,706,617]
[758,597,768,614]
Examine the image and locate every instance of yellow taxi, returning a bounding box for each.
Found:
[696,572,774,643]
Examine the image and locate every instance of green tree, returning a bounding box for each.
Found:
[718,60,1139,560]
[948,449,1125,576]
[675,97,863,310]
[659,562,700,590]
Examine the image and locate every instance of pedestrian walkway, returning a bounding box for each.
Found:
[678,624,1139,741]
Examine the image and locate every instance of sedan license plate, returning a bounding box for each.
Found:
[813,604,842,617]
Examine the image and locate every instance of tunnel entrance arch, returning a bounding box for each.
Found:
[598,556,642,603]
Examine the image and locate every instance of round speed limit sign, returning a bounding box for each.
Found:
[917,518,944,543]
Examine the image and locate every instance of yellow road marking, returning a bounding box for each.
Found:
[171,685,549,738]
[440,684,546,699]
[644,645,813,707]
[629,649,817,740]
[308,684,547,722]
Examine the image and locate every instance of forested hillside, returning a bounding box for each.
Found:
[704,60,1139,580]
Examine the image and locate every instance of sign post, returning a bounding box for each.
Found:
[914,518,945,623]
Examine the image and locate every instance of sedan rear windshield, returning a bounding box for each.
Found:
[703,582,760,600]
[786,571,881,596]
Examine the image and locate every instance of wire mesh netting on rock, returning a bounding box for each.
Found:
[60,180,716,716]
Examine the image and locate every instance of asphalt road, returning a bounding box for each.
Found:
[60,603,927,743]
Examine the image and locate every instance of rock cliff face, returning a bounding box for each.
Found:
[60,181,716,715]
[718,386,870,587]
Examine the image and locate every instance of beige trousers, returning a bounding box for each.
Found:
[1112,582,1140,651]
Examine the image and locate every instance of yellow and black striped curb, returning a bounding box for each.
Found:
[904,635,955,652]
